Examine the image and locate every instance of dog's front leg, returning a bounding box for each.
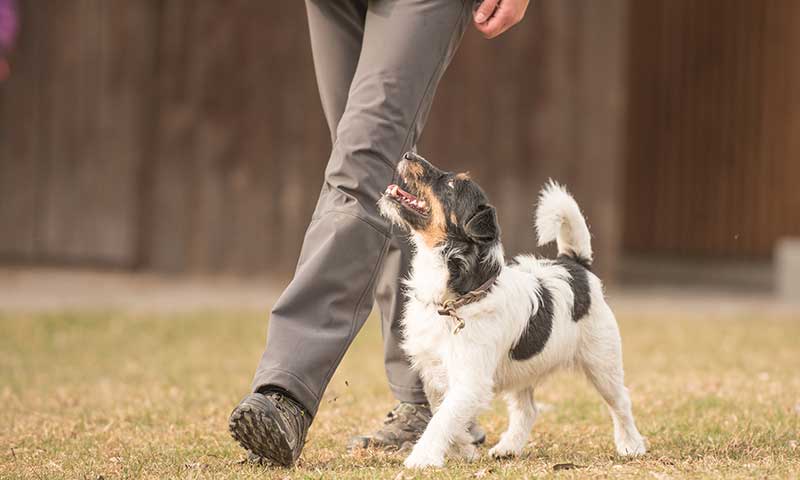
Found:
[404,358,495,469]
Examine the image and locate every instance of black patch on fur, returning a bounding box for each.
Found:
[445,241,501,295]
[564,252,592,271]
[441,187,502,295]
[510,285,553,361]
[556,255,592,321]
[464,205,499,244]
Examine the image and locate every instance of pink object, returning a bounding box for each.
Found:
[0,0,18,54]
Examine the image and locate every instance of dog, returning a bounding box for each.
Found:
[378,152,647,469]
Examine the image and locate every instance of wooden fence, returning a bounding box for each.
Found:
[0,0,628,275]
[624,0,800,259]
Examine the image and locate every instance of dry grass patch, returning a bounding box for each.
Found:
[1,308,798,479]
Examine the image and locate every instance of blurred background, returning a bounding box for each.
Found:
[1,0,799,299]
[2,4,799,478]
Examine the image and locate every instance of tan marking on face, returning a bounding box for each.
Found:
[414,182,446,248]
[455,172,471,181]
[450,212,458,224]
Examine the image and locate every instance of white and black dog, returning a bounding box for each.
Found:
[378,152,646,469]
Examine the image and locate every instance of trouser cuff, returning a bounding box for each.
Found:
[252,368,321,417]
[388,381,428,404]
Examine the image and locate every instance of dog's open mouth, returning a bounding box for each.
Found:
[385,184,429,216]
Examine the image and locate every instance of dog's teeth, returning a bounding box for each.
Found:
[418,200,426,208]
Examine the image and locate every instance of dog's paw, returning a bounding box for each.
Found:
[489,438,524,459]
[404,448,445,469]
[451,442,479,462]
[489,444,523,459]
[615,435,647,457]
[489,440,522,458]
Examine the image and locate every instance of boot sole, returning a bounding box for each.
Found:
[229,393,295,467]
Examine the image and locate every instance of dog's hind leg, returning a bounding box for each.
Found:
[580,312,646,456]
[489,387,536,458]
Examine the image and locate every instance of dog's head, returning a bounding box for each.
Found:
[378,152,503,294]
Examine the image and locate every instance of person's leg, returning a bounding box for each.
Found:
[305,0,365,142]
[308,1,426,406]
[255,0,472,418]
[230,4,368,467]
[374,234,427,403]
[231,0,473,466]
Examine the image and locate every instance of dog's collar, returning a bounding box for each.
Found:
[437,272,500,334]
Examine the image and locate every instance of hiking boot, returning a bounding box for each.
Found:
[348,402,486,452]
[468,421,487,446]
[229,391,311,467]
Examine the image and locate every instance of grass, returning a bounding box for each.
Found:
[1,307,798,479]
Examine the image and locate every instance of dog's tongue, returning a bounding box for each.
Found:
[386,184,413,200]
[386,184,427,209]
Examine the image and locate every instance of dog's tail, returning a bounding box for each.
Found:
[535,180,593,266]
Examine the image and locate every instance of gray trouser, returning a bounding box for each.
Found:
[252,0,472,417]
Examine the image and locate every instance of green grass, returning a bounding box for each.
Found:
[1,308,798,479]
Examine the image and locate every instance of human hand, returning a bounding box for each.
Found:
[472,0,530,39]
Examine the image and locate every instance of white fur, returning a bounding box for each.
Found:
[535,180,593,261]
[400,184,645,469]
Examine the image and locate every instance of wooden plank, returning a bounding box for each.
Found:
[0,0,159,266]
[144,0,328,274]
[623,0,800,260]
[0,0,42,260]
[759,1,800,253]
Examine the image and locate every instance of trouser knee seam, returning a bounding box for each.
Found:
[314,208,392,238]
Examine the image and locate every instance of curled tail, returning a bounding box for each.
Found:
[535,180,593,266]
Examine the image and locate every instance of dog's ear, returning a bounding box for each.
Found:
[465,204,500,243]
